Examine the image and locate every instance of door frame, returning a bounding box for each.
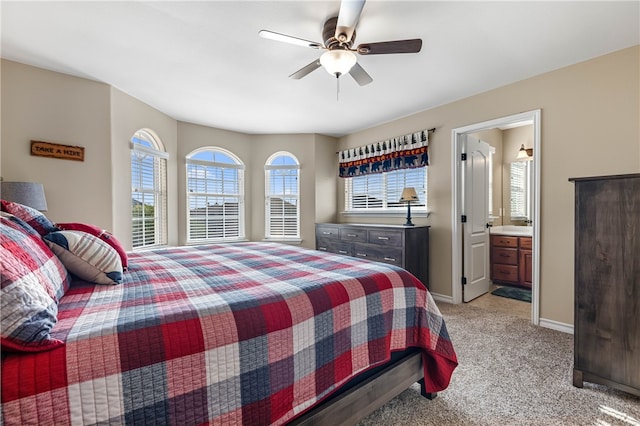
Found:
[451,109,541,325]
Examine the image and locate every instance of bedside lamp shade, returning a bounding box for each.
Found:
[399,187,419,203]
[1,181,48,211]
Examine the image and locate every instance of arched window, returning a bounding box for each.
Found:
[186,148,245,242]
[130,129,168,249]
[265,152,300,240]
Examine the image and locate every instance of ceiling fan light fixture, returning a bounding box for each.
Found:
[320,49,356,76]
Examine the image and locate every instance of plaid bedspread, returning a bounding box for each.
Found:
[1,242,457,425]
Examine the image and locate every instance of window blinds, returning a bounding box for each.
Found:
[131,147,167,249]
[187,159,244,241]
[265,166,299,238]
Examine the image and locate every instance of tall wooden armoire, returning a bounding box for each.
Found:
[569,173,639,397]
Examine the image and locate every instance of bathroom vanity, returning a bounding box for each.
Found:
[489,226,532,288]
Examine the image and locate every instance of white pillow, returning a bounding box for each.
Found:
[44,230,123,285]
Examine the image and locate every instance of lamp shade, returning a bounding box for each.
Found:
[516,144,528,160]
[320,49,357,76]
[516,144,533,161]
[399,187,419,202]
[1,181,48,211]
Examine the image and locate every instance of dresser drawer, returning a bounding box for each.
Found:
[492,264,519,282]
[316,238,352,256]
[368,229,403,246]
[519,237,532,250]
[340,227,368,243]
[316,224,339,239]
[492,247,518,265]
[353,243,403,266]
[491,235,519,248]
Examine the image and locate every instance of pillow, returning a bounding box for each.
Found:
[44,230,123,285]
[0,212,70,300]
[1,199,59,236]
[1,215,67,352]
[57,222,128,269]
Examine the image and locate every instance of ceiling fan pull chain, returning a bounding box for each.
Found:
[336,74,340,101]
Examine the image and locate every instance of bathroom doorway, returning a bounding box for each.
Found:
[451,110,541,325]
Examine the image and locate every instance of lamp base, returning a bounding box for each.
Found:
[404,201,415,226]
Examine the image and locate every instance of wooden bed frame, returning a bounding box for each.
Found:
[291,351,435,425]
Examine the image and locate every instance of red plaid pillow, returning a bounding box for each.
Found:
[1,199,59,236]
[1,214,70,352]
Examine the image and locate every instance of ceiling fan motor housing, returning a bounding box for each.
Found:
[323,17,354,50]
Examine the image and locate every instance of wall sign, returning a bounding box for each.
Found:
[31,140,85,162]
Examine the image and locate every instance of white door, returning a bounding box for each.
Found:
[462,135,492,302]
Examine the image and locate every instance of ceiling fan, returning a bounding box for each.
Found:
[259,0,422,86]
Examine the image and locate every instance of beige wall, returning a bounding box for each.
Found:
[1,60,112,228]
[110,87,179,248]
[338,46,640,325]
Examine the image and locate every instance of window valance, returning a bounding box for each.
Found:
[339,128,433,178]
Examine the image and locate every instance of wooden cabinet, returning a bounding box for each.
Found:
[490,235,532,288]
[570,173,640,397]
[316,223,429,288]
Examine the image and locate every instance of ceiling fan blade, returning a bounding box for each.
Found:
[289,60,322,79]
[357,39,422,55]
[259,30,323,49]
[349,62,373,86]
[335,0,366,43]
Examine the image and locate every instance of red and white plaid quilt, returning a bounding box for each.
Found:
[1,242,457,425]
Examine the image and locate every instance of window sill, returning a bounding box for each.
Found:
[262,237,303,245]
[341,210,430,218]
[185,238,249,245]
[132,244,169,252]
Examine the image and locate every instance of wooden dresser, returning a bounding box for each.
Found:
[569,173,639,397]
[315,223,429,288]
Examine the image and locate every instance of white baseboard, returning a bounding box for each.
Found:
[430,292,574,335]
[430,293,454,304]
[539,318,574,334]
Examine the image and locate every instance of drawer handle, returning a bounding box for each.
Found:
[318,247,327,251]
[384,257,396,261]
[499,253,512,258]
[346,234,358,237]
[377,236,390,240]
[499,269,511,274]
[356,253,367,257]
[322,231,333,235]
[338,250,348,254]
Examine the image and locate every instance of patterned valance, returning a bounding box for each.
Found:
[338,128,433,178]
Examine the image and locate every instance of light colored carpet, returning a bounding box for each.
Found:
[358,302,640,425]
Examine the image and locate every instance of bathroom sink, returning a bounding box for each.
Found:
[489,225,533,236]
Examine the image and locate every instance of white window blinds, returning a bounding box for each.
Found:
[186,149,245,242]
[510,161,531,220]
[265,153,300,239]
[345,167,427,211]
[130,132,168,250]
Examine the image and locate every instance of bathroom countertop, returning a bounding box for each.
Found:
[489,225,533,237]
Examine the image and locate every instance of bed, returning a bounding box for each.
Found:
[1,205,457,425]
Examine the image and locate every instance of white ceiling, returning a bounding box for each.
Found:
[2,1,638,137]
